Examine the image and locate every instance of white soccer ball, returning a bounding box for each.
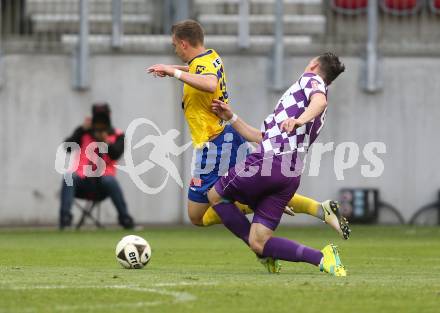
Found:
[115,235,152,269]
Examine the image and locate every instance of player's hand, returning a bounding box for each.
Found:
[146,64,174,77]
[280,118,303,134]
[211,99,234,121]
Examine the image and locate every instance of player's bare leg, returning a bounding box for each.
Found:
[248,223,274,256]
[248,222,281,274]
[187,200,210,226]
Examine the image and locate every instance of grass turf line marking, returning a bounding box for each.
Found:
[5,301,164,313]
[154,281,217,287]
[0,284,196,302]
[0,281,218,312]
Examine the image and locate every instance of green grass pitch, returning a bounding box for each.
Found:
[0,226,439,313]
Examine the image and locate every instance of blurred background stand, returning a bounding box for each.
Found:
[72,0,89,90]
[362,0,383,93]
[409,191,440,226]
[162,0,192,34]
[0,0,2,90]
[0,0,439,227]
[271,0,284,91]
[111,0,123,49]
[340,188,405,224]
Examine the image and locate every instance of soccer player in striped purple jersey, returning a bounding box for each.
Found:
[148,20,349,273]
[208,53,348,276]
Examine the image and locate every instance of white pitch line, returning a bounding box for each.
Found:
[154,281,217,287]
[0,280,218,312]
[0,281,218,291]
[103,285,197,302]
[10,301,164,313]
[0,285,196,302]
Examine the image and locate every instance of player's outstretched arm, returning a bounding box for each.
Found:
[212,99,263,143]
[280,93,327,133]
[171,65,189,72]
[147,64,217,93]
[146,64,187,77]
[177,71,218,93]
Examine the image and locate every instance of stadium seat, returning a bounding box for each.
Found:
[26,0,153,34]
[198,14,325,36]
[331,0,368,14]
[31,14,152,34]
[61,34,313,54]
[380,0,423,15]
[429,0,440,13]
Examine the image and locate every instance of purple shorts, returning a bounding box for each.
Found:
[214,151,301,231]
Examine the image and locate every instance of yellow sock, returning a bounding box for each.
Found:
[202,202,254,226]
[202,207,222,226]
[288,194,321,218]
[234,202,254,215]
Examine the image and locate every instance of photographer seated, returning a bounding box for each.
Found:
[59,103,134,229]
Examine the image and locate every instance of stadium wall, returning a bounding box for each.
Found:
[0,54,439,226]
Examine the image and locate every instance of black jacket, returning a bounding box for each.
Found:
[64,126,125,160]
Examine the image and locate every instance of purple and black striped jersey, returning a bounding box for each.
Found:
[260,73,328,155]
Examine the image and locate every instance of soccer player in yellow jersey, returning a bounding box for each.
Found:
[147,20,350,261]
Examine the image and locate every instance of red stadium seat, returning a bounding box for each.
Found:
[331,0,368,14]
[380,0,423,15]
[383,0,417,10]
[334,0,368,9]
[429,0,440,13]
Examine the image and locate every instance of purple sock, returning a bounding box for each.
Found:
[213,202,251,245]
[262,237,323,266]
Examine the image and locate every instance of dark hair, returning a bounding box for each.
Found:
[317,52,345,85]
[171,20,204,47]
[92,102,111,127]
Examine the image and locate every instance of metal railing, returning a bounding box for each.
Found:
[0,0,439,91]
[238,0,250,48]
[0,0,157,53]
[1,0,77,52]
[1,1,438,55]
[326,0,440,55]
[111,0,123,49]
[74,0,89,90]
[365,0,381,93]
[272,0,284,91]
[326,0,440,92]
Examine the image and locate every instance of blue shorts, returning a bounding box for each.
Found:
[188,125,250,203]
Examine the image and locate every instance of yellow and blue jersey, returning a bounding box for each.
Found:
[183,49,229,148]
